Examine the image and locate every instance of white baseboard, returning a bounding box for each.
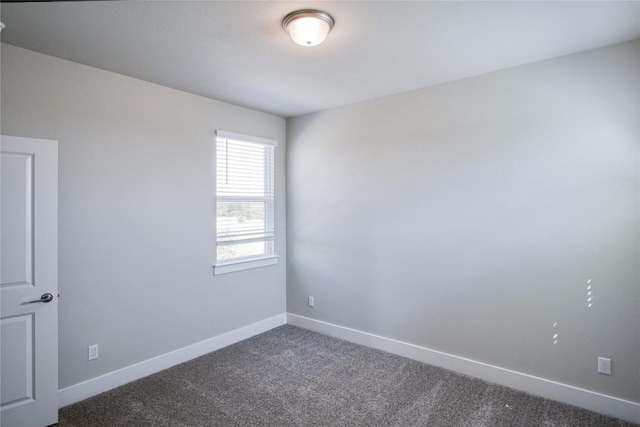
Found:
[58,313,286,408]
[286,313,640,424]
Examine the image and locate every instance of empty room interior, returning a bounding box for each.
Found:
[0,1,639,426]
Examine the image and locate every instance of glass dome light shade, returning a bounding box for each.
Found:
[283,10,335,47]
[287,16,330,46]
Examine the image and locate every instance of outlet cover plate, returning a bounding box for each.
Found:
[598,357,611,375]
[88,345,99,361]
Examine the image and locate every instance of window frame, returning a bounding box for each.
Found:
[213,130,278,275]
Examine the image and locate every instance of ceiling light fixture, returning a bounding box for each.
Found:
[282,9,335,47]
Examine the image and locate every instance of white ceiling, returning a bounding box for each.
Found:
[0,1,638,118]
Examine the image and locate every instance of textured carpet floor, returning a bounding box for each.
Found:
[57,325,635,426]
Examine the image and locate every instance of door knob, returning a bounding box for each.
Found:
[25,293,54,304]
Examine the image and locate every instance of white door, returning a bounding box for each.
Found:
[1,136,58,427]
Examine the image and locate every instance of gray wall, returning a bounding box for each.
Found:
[1,44,287,389]
[287,41,639,401]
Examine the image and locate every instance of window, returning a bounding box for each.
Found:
[214,130,277,274]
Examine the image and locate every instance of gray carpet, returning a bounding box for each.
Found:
[57,325,635,426]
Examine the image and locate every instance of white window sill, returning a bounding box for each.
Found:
[213,255,279,275]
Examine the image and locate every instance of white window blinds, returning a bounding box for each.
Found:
[215,130,276,264]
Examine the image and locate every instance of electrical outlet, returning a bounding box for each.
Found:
[598,357,611,375]
[88,345,99,361]
[308,296,314,307]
